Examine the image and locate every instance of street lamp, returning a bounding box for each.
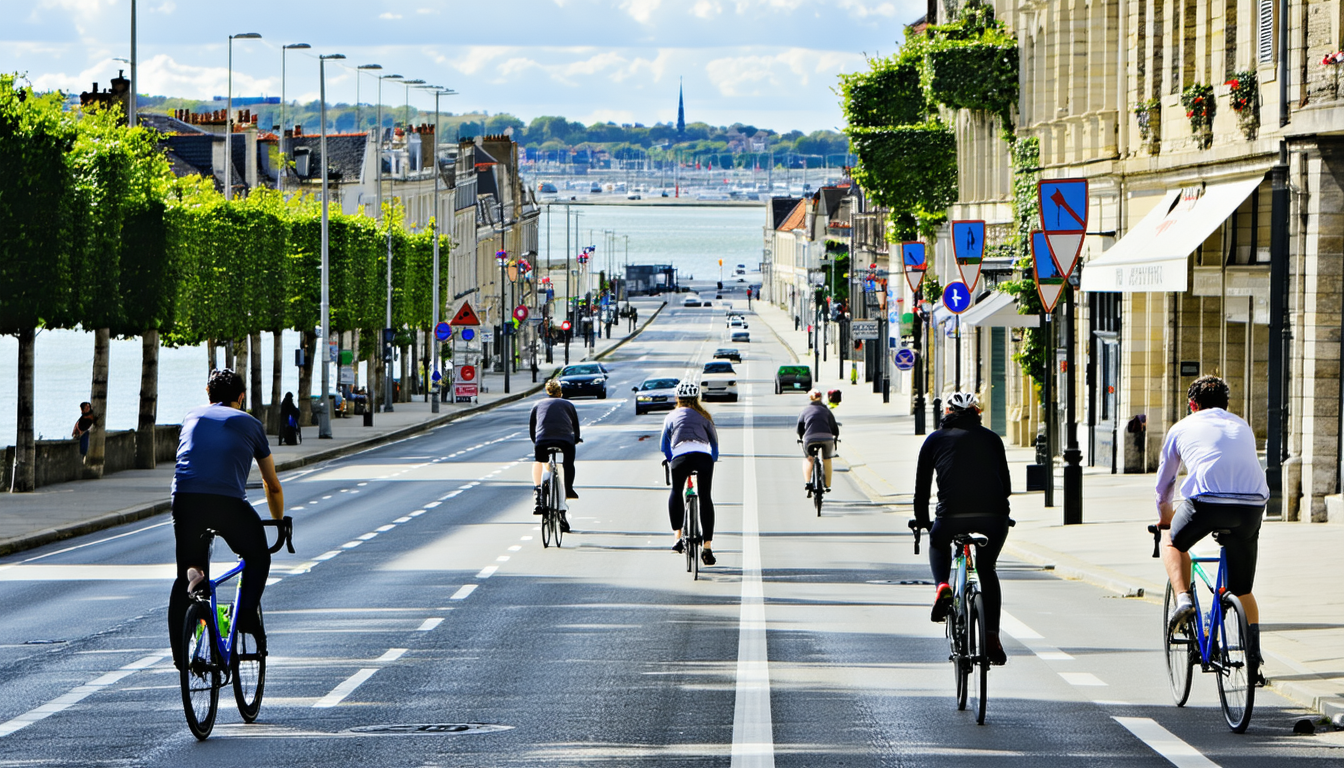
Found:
[128,0,136,127]
[375,72,401,413]
[280,43,310,192]
[317,52,345,440]
[497,249,511,394]
[420,85,457,412]
[225,32,262,201]
[355,64,381,133]
[401,79,425,134]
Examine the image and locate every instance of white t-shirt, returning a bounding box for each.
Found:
[1155,408,1269,508]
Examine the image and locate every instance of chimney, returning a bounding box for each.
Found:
[293,124,302,137]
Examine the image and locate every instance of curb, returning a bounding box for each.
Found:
[1000,539,1157,599]
[0,306,666,558]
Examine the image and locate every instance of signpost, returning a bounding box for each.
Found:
[434,322,452,342]
[851,320,879,340]
[901,241,927,295]
[951,220,986,292]
[894,347,916,371]
[942,281,972,314]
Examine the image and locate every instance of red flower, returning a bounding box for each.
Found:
[1226,79,1239,88]
[1186,110,1194,117]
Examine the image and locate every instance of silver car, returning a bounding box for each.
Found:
[632,376,681,415]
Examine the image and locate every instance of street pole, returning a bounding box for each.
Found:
[225,33,262,202]
[1063,284,1082,524]
[377,73,400,412]
[1043,310,1055,507]
[1266,144,1289,518]
[427,87,453,412]
[564,204,571,364]
[355,64,382,135]
[498,250,511,394]
[913,308,925,434]
[128,0,136,127]
[317,52,344,440]
[280,44,312,195]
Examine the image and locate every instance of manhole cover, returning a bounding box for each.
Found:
[344,723,512,736]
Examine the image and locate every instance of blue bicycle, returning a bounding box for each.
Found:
[1149,524,1255,732]
[180,517,294,740]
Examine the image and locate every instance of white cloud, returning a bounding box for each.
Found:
[705,48,861,97]
[690,0,721,18]
[379,12,402,19]
[448,46,516,76]
[43,53,280,101]
[416,7,438,13]
[620,0,662,24]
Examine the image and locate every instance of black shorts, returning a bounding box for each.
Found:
[804,439,835,459]
[534,439,574,464]
[1170,498,1263,595]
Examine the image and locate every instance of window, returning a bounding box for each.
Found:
[1257,0,1274,64]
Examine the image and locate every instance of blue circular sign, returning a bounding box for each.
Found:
[435,321,452,341]
[460,328,475,342]
[942,281,972,314]
[894,348,916,371]
[431,370,442,382]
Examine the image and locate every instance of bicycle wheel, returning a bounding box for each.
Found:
[540,480,553,548]
[1162,582,1195,707]
[813,462,823,517]
[552,473,564,548]
[949,600,969,711]
[232,607,266,722]
[968,591,988,725]
[1216,594,1255,733]
[180,601,220,740]
[687,496,699,577]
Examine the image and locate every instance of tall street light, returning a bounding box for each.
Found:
[375,72,402,413]
[317,52,346,439]
[128,0,136,127]
[355,64,381,133]
[401,79,426,133]
[280,43,310,192]
[225,32,262,201]
[420,85,457,411]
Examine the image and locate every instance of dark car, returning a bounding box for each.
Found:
[557,363,608,399]
[632,376,680,415]
[713,348,742,363]
[774,364,812,394]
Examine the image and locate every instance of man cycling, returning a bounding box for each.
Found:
[531,378,580,533]
[797,389,840,495]
[169,369,284,669]
[912,391,1012,665]
[1157,375,1268,679]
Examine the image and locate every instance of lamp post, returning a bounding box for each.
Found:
[280,43,310,193]
[128,0,136,127]
[497,250,510,394]
[420,85,457,412]
[225,32,262,201]
[355,64,381,134]
[375,73,401,413]
[401,79,425,135]
[317,52,345,440]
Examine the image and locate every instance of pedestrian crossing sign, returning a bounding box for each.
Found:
[450,301,481,326]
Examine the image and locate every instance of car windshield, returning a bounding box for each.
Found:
[640,378,679,391]
[779,366,809,376]
[563,365,602,376]
[703,362,734,373]
[715,349,735,355]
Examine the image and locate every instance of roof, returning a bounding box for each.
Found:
[771,197,800,229]
[285,134,368,184]
[776,198,807,231]
[138,113,206,135]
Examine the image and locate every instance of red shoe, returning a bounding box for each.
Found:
[930,583,953,623]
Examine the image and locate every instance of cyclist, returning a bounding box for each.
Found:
[827,388,842,410]
[912,391,1012,665]
[531,378,581,533]
[168,369,284,669]
[1156,375,1268,676]
[660,382,719,566]
[797,389,840,495]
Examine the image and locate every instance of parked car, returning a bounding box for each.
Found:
[774,364,812,394]
[712,347,742,363]
[557,363,608,399]
[632,376,680,415]
[730,330,750,343]
[682,295,702,308]
[700,360,739,402]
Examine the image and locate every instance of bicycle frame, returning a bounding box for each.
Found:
[201,560,247,672]
[1185,548,1231,671]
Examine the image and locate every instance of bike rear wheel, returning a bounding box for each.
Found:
[968,591,988,725]
[551,472,565,548]
[687,496,700,579]
[1162,582,1195,707]
[540,480,554,548]
[949,601,968,711]
[232,607,266,722]
[812,461,824,517]
[1216,594,1255,733]
[180,601,220,740]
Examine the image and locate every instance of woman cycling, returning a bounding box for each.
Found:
[660,382,719,566]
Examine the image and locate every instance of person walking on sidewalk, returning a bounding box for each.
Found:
[530,379,580,533]
[660,382,719,566]
[1156,375,1268,679]
[797,389,840,495]
[912,391,1013,665]
[72,402,95,457]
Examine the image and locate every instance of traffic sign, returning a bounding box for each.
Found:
[951,220,986,292]
[894,348,916,371]
[942,281,972,314]
[513,305,529,322]
[458,364,476,382]
[460,327,475,342]
[480,328,495,343]
[1031,230,1066,312]
[434,321,452,341]
[851,320,879,340]
[454,382,478,402]
[449,300,481,326]
[902,241,926,295]
[561,320,572,331]
[1038,178,1088,279]
[431,370,442,382]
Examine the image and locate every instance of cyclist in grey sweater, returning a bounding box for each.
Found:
[531,379,581,531]
[797,390,840,493]
[660,382,720,566]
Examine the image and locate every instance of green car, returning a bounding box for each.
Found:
[774,365,812,394]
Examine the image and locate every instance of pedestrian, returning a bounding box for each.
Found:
[72,402,95,457]
[279,392,301,445]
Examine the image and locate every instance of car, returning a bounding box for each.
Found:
[713,347,742,363]
[774,364,812,394]
[632,376,680,415]
[728,316,748,329]
[557,363,608,399]
[703,300,712,307]
[730,330,750,343]
[700,361,738,402]
[682,295,702,308]
[736,277,747,283]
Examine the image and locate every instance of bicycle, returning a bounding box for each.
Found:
[664,460,701,580]
[180,516,294,740]
[910,517,1013,725]
[540,446,565,549]
[801,437,839,517]
[1148,523,1256,732]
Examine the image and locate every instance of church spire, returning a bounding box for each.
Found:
[676,77,685,141]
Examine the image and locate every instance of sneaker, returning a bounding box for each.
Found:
[701,549,717,566]
[672,539,685,554]
[805,484,813,498]
[930,583,953,623]
[533,486,544,515]
[566,488,580,500]
[559,513,571,533]
[1167,596,1195,634]
[987,633,1007,666]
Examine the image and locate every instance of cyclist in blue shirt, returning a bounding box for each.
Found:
[168,369,284,669]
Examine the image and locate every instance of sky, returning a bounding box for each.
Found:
[2,0,924,133]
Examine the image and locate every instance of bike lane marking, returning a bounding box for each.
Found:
[313,669,379,709]
[1113,717,1222,768]
[0,653,166,738]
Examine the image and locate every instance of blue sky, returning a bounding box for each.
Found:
[3,0,922,132]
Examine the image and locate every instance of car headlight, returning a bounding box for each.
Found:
[636,395,652,402]
[727,380,737,386]
[702,380,710,386]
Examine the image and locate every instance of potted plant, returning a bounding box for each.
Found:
[1323,50,1344,99]
[1226,71,1259,140]
[1133,97,1161,153]
[1180,83,1216,149]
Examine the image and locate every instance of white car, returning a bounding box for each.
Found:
[728,316,748,329]
[682,295,702,308]
[700,360,739,402]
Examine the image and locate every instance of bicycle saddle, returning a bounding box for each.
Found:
[951,533,990,547]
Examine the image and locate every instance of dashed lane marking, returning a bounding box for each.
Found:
[450,585,478,600]
[416,618,444,632]
[0,653,167,738]
[376,648,407,662]
[476,566,498,579]
[313,669,379,709]
[1113,717,1222,767]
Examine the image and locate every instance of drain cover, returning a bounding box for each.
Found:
[344,723,512,736]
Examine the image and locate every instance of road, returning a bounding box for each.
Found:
[0,300,1335,767]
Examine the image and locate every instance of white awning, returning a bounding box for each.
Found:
[959,291,1041,328]
[1080,177,1263,293]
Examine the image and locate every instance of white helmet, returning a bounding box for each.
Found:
[676,381,700,399]
[946,391,978,411]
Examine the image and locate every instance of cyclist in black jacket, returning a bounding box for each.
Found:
[913,391,1012,665]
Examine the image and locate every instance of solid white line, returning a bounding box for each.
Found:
[1113,717,1222,767]
[731,394,774,768]
[450,584,478,600]
[416,618,444,631]
[0,653,164,738]
[476,566,498,579]
[312,669,378,708]
[1059,672,1107,686]
[376,648,407,662]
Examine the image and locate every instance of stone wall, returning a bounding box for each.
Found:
[3,424,183,492]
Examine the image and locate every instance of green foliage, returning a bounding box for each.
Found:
[848,123,957,240]
[1226,71,1258,115]
[1181,83,1216,145]
[838,51,926,129]
[923,39,1019,126]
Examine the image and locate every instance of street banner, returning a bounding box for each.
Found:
[901,241,926,295]
[1038,178,1088,279]
[1032,230,1066,313]
[339,365,354,385]
[950,220,986,292]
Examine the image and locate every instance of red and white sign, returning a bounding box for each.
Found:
[513,305,529,322]
[561,320,572,331]
[458,364,476,382]
[453,382,478,400]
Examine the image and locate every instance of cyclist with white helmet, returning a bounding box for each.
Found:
[797,388,840,495]
[660,382,720,566]
[912,391,1013,665]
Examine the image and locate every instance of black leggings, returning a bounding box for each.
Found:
[930,516,1009,634]
[168,493,271,667]
[668,452,716,541]
[534,439,576,496]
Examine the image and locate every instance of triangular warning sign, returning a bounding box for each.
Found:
[449,300,481,326]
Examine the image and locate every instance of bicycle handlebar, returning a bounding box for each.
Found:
[262,516,295,554]
[908,519,927,554]
[662,459,670,487]
[1148,523,1168,559]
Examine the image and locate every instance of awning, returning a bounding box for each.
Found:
[1079,177,1263,293]
[959,291,1041,328]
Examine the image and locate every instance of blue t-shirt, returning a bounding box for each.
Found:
[172,404,272,500]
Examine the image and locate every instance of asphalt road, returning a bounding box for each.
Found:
[0,298,1337,767]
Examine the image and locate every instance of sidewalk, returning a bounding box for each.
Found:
[0,299,666,558]
[752,300,1344,722]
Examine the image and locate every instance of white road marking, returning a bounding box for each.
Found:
[476,566,498,579]
[521,536,533,541]
[6,521,172,566]
[393,517,412,524]
[508,545,522,552]
[375,525,396,533]
[424,501,441,508]
[357,532,379,541]
[408,510,426,517]
[322,495,332,500]
[288,561,319,575]
[496,556,510,562]
[341,541,363,549]
[376,648,407,662]
[1059,672,1108,686]
[1000,611,1074,662]
[731,393,774,768]
[450,584,478,600]
[1113,717,1221,767]
[416,618,444,631]
[0,653,166,737]
[313,669,379,708]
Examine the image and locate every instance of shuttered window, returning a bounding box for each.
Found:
[1257,0,1274,64]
